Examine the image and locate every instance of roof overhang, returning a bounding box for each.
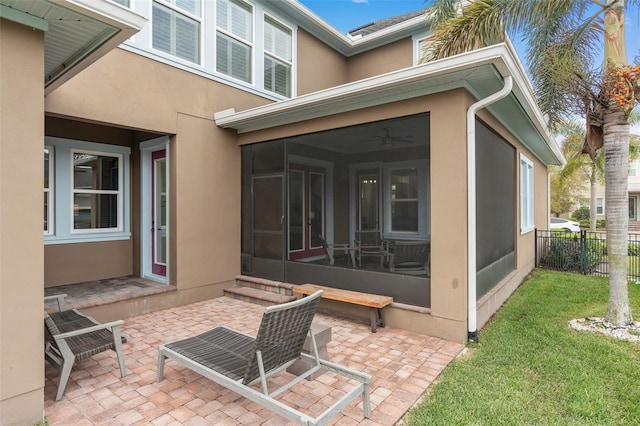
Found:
[268,0,429,56]
[0,0,146,94]
[215,42,564,166]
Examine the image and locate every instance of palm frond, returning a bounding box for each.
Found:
[425,0,459,26]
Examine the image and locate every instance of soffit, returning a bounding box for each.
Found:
[215,43,564,166]
[0,0,146,94]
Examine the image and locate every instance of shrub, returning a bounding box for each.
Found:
[572,207,590,221]
[539,233,604,273]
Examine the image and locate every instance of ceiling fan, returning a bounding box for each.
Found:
[359,127,414,146]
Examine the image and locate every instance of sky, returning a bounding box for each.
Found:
[299,0,640,134]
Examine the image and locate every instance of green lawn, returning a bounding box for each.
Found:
[404,270,640,426]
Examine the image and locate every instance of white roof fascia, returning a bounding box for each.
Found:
[269,0,428,56]
[44,0,146,94]
[215,44,509,130]
[215,42,563,165]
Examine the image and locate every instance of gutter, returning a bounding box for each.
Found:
[466,75,513,343]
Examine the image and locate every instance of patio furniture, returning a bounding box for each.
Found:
[44,294,127,401]
[319,235,356,268]
[354,230,387,267]
[293,283,393,333]
[387,240,430,275]
[157,290,371,425]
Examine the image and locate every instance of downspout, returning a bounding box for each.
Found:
[467,75,513,343]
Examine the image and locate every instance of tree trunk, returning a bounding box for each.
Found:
[590,167,597,231]
[603,106,633,326]
[602,0,633,326]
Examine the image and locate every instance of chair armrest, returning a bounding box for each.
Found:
[44,294,67,311]
[53,319,124,340]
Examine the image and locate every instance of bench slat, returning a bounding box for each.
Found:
[293,284,392,309]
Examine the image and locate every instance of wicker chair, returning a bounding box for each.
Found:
[387,240,430,275]
[157,290,371,425]
[44,294,127,401]
[354,230,387,267]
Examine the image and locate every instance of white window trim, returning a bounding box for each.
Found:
[45,137,131,245]
[70,149,124,235]
[151,0,204,66]
[520,153,535,234]
[123,0,296,99]
[44,146,54,236]
[596,197,604,215]
[215,0,255,84]
[263,12,293,97]
[383,160,430,239]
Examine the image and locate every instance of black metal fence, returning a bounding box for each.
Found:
[535,229,640,280]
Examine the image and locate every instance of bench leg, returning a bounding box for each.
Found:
[369,308,385,333]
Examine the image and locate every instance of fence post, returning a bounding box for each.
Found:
[580,230,587,274]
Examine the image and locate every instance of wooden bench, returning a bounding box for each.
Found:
[293,284,393,332]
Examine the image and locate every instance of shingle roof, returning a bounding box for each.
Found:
[347,10,425,37]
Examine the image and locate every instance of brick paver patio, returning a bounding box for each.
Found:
[44,296,464,425]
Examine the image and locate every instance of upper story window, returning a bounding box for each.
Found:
[216,0,253,83]
[44,146,54,236]
[124,0,295,98]
[264,16,292,97]
[520,153,535,233]
[630,160,638,177]
[152,0,201,64]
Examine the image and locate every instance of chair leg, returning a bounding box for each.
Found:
[56,355,76,401]
[157,348,166,381]
[112,327,127,377]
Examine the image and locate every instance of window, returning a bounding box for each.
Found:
[216,0,252,82]
[630,160,638,177]
[72,151,122,232]
[264,16,292,97]
[596,197,604,215]
[45,137,130,244]
[44,146,53,235]
[152,0,201,63]
[389,168,419,233]
[111,0,129,6]
[520,154,534,233]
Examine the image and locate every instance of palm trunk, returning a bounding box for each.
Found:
[603,106,633,326]
[602,0,633,326]
[590,167,597,231]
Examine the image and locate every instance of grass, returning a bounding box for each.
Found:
[404,269,640,426]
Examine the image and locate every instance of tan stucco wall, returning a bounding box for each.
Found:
[347,38,414,82]
[0,19,46,426]
[45,49,247,292]
[297,29,348,95]
[45,241,134,287]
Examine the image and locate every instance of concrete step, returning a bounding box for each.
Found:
[224,275,297,306]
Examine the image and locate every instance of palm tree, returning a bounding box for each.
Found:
[424,0,639,326]
[558,111,639,231]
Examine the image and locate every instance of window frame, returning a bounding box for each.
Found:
[44,146,54,236]
[519,153,535,234]
[151,0,203,65]
[70,149,124,234]
[45,137,131,245]
[382,160,429,239]
[596,197,604,215]
[263,14,292,97]
[215,0,254,83]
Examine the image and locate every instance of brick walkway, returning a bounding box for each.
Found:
[45,297,464,425]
